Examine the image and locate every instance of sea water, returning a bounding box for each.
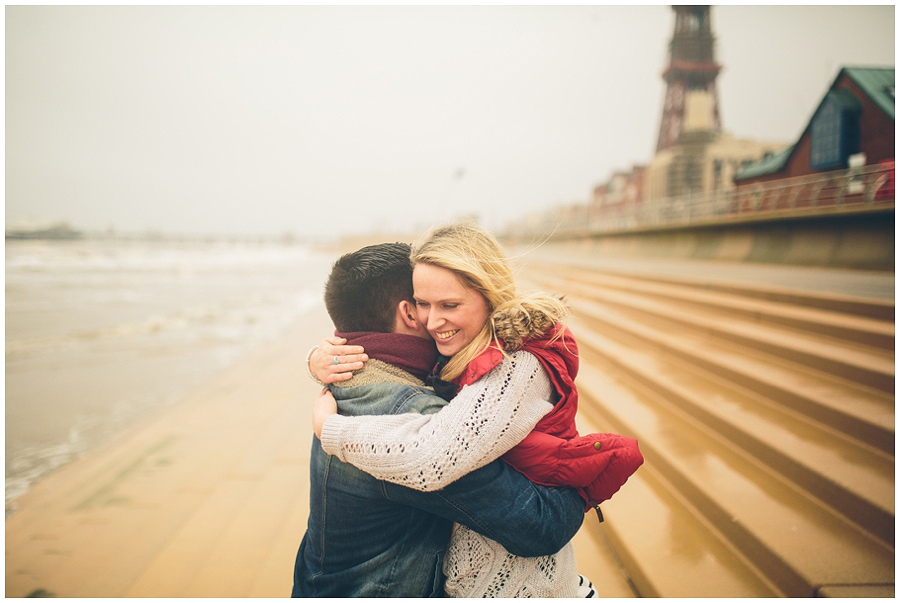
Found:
[6,237,335,513]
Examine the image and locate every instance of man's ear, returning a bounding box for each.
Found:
[397,300,419,330]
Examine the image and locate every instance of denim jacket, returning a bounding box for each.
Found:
[291,378,585,598]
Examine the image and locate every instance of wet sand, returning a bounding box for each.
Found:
[5,304,327,598]
[5,300,631,597]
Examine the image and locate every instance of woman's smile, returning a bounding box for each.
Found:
[412,263,490,357]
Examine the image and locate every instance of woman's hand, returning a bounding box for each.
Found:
[313,388,338,439]
[308,336,369,383]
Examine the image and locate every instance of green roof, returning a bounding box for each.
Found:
[734,144,795,180]
[844,66,895,120]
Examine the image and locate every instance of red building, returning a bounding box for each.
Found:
[735,67,894,185]
[587,165,646,230]
[591,166,646,208]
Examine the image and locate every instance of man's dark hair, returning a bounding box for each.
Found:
[324,242,414,333]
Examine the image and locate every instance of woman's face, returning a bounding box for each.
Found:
[412,263,490,357]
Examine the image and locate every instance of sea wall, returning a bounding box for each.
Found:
[541,210,894,272]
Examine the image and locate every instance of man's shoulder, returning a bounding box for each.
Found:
[336,358,423,388]
[333,378,447,417]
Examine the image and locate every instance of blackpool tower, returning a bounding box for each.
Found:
[655,5,722,153]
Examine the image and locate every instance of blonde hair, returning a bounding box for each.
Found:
[411,223,568,381]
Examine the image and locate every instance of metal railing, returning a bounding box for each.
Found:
[509,163,894,239]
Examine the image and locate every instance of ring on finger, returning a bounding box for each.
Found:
[333,356,340,366]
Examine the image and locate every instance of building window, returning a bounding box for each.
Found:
[810,90,861,171]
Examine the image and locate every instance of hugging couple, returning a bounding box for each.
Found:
[292,223,643,597]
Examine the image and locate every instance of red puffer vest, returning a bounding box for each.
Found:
[454,324,643,511]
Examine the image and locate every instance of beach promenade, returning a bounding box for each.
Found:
[5,297,632,598]
[7,247,892,597]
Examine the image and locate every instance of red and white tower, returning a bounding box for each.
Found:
[655,6,722,153]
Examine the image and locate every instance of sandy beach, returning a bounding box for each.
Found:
[6,298,630,598]
[5,301,328,598]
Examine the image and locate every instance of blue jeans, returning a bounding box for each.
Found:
[292,381,584,597]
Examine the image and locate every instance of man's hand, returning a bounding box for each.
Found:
[313,388,338,439]
[310,336,369,383]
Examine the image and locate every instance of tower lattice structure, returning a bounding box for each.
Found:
[655,5,722,154]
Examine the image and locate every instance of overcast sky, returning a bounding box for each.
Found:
[6,4,895,241]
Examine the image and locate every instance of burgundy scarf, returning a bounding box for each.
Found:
[335,331,438,382]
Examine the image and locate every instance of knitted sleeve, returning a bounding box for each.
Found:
[319,351,554,491]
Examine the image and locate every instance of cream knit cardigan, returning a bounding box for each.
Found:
[320,351,580,598]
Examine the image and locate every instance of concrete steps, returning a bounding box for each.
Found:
[523,257,894,598]
[544,264,894,349]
